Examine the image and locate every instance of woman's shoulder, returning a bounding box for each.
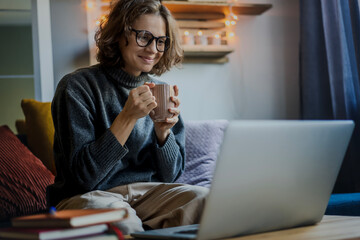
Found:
[63,64,102,81]
[58,65,104,87]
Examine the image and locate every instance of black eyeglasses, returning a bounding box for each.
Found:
[131,28,169,52]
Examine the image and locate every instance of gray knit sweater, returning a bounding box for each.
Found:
[47,64,185,207]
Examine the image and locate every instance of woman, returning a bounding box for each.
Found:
[46,0,208,234]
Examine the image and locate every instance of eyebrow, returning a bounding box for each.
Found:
[132,28,167,38]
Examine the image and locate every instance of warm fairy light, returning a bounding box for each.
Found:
[86,1,95,10]
[231,20,236,25]
[214,34,220,39]
[228,31,235,37]
[184,31,189,36]
[95,20,101,26]
[225,20,231,26]
[232,14,238,20]
[197,31,203,36]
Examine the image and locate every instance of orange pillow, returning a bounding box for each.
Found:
[21,99,56,175]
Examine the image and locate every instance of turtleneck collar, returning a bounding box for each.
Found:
[102,65,151,89]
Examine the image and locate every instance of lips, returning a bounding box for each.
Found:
[140,56,155,64]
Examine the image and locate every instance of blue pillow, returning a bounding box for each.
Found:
[176,120,228,187]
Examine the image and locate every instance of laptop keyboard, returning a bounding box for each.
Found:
[175,229,198,235]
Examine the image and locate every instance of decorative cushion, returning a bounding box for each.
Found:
[0,125,55,221]
[176,120,229,188]
[21,99,56,175]
[326,193,360,216]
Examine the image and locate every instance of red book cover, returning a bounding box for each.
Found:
[11,208,128,228]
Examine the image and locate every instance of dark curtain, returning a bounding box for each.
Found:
[300,0,360,193]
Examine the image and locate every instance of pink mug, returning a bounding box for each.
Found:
[150,84,175,122]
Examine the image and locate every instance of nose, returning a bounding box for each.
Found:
[145,39,158,53]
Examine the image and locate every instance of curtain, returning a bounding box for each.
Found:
[300,0,360,193]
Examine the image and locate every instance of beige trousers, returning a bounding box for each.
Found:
[56,182,209,234]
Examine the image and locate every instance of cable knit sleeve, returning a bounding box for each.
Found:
[52,75,129,192]
[154,116,186,182]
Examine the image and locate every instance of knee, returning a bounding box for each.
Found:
[57,190,124,209]
[189,185,209,200]
[174,184,209,203]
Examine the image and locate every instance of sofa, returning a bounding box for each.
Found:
[0,99,358,227]
[0,99,229,226]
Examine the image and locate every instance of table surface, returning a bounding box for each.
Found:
[126,215,360,240]
[226,215,360,240]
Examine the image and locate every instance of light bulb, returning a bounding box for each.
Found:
[86,1,95,10]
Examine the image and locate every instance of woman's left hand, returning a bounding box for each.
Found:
[153,85,180,145]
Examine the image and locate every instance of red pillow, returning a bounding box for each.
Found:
[0,125,55,221]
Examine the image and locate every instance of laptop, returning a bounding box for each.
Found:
[132,120,355,240]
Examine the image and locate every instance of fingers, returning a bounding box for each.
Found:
[130,85,154,102]
[171,96,180,108]
[144,82,156,88]
[165,116,178,124]
[173,85,179,96]
[169,107,180,116]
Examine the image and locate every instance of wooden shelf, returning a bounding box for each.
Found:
[182,45,234,57]
[163,1,272,63]
[182,45,234,64]
[163,1,272,16]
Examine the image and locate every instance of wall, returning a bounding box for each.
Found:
[50,0,89,85]
[0,26,34,132]
[159,0,300,121]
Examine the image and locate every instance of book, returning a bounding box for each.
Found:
[0,224,109,240]
[11,208,128,228]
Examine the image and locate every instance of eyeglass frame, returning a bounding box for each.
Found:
[130,28,170,52]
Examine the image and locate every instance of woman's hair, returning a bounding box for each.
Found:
[95,0,183,76]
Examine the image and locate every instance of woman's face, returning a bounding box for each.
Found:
[120,14,166,76]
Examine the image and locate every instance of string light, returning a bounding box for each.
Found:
[86,0,95,10]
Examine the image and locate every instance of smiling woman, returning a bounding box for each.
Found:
[95,0,183,76]
[48,0,208,235]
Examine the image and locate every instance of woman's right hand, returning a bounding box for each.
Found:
[110,82,157,146]
[122,82,157,120]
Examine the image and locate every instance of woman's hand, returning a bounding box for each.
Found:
[110,82,156,146]
[122,82,157,120]
[153,85,181,145]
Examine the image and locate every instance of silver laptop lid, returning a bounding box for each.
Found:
[197,120,354,240]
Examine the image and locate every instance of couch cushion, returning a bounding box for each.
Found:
[0,125,55,221]
[21,99,56,175]
[176,120,229,188]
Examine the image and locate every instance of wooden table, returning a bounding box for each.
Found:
[126,215,360,240]
[227,215,360,240]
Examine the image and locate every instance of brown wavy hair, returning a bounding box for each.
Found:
[95,0,183,76]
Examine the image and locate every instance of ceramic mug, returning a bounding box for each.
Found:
[150,84,175,122]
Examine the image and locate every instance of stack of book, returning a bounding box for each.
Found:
[0,208,128,240]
